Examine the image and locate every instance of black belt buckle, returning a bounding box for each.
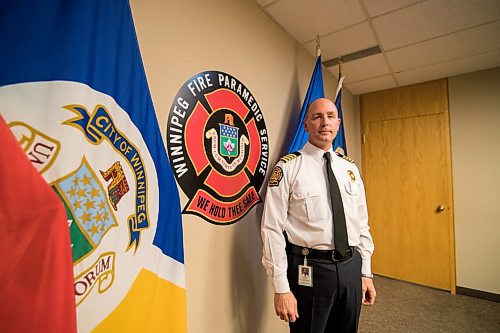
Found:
[331,248,352,262]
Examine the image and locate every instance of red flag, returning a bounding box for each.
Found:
[0,115,77,333]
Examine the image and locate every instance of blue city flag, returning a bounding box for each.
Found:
[0,1,187,332]
[288,55,325,152]
[333,76,348,155]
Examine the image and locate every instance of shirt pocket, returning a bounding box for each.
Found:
[294,188,330,222]
[343,171,360,196]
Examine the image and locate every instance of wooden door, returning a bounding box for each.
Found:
[361,79,455,291]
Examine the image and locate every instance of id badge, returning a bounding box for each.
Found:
[298,264,313,287]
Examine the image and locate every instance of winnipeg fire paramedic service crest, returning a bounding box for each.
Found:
[167,71,269,224]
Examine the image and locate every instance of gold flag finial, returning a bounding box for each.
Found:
[315,34,321,57]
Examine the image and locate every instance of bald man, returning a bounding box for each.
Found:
[261,98,376,332]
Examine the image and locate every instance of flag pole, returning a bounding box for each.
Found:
[287,34,325,153]
[334,52,347,155]
[315,34,321,57]
[335,54,345,100]
[338,54,342,80]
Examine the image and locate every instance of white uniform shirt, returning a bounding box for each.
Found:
[261,141,374,293]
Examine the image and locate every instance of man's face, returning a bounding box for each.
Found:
[304,98,340,151]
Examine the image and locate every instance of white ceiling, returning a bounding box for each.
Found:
[253,0,500,95]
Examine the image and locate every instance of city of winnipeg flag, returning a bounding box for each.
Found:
[0,1,186,332]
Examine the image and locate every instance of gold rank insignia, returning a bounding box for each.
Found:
[279,151,300,163]
[347,170,356,181]
[335,151,354,163]
[269,166,283,187]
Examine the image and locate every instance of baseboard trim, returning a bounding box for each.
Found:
[456,286,500,303]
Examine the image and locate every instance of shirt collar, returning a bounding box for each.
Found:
[303,141,334,163]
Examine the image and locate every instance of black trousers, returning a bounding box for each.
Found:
[287,249,362,333]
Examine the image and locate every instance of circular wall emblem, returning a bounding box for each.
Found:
[167,71,269,225]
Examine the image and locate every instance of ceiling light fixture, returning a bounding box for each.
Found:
[322,45,382,67]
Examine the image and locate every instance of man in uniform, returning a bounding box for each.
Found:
[261,98,376,332]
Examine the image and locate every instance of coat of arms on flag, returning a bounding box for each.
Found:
[1,82,186,331]
[0,1,186,332]
[52,157,118,264]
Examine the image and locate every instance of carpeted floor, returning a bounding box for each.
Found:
[358,276,500,333]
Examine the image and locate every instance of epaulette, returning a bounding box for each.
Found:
[335,151,354,163]
[279,151,301,163]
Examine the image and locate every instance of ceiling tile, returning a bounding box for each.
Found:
[326,53,391,83]
[373,0,500,50]
[265,0,366,43]
[303,22,378,60]
[362,0,421,17]
[394,50,500,86]
[253,0,500,95]
[387,20,500,72]
[345,75,397,95]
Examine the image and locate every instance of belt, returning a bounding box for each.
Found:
[286,242,354,262]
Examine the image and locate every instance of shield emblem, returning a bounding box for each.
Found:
[219,123,238,157]
[52,157,118,263]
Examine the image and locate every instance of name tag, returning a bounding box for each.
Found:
[298,264,313,287]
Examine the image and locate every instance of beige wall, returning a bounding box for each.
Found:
[128,2,500,331]
[448,67,500,294]
[130,0,360,332]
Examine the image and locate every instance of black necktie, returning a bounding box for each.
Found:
[323,152,349,257]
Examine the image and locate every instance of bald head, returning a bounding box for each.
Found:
[303,98,341,151]
[305,98,338,122]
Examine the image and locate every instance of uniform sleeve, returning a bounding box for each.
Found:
[261,161,291,293]
[356,175,375,276]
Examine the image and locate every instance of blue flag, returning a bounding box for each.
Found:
[0,1,186,331]
[333,76,348,155]
[288,55,325,152]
